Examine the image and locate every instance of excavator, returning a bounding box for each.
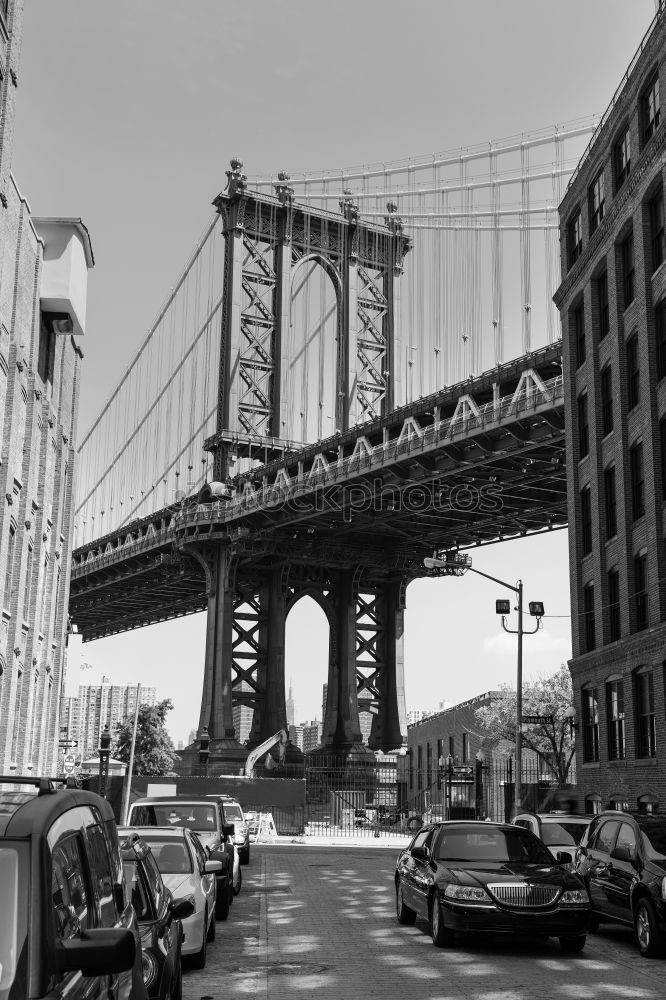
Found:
[244,729,288,778]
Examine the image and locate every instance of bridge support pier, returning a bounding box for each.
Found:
[366,579,408,753]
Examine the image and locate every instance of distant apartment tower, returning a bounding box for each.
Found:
[288,723,304,750]
[554,4,666,811]
[303,720,323,752]
[232,680,253,745]
[62,678,156,760]
[0,1,95,773]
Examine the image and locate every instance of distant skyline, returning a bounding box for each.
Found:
[11,1,658,743]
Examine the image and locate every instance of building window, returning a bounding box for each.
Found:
[650,187,665,272]
[608,568,621,642]
[572,302,586,368]
[583,583,595,652]
[578,392,589,458]
[656,300,666,381]
[23,545,33,618]
[633,551,648,631]
[581,486,592,555]
[582,687,600,762]
[643,72,660,145]
[589,170,605,234]
[661,418,666,498]
[448,735,454,758]
[426,743,432,788]
[436,738,443,789]
[568,210,583,268]
[615,127,631,190]
[417,745,423,790]
[4,523,16,607]
[621,230,635,307]
[627,332,640,407]
[461,732,469,763]
[606,679,626,760]
[604,466,617,540]
[630,442,645,521]
[601,365,613,436]
[635,668,656,758]
[597,270,610,340]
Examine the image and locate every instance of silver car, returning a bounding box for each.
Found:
[119,826,221,969]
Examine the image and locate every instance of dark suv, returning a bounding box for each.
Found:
[574,810,666,957]
[0,775,144,1000]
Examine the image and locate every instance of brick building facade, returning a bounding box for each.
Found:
[0,0,94,773]
[554,5,666,812]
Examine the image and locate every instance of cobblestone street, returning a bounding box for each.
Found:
[182,845,666,1000]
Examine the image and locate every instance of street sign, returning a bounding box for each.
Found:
[521,714,554,725]
[63,753,76,774]
[58,740,78,748]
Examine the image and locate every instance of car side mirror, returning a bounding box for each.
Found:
[170,896,195,920]
[556,851,572,865]
[56,928,135,976]
[610,844,634,864]
[204,859,224,874]
[222,822,235,839]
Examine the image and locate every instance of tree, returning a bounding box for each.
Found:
[114,698,179,776]
[475,664,575,787]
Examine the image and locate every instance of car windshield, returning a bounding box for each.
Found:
[138,837,193,875]
[129,803,217,832]
[0,845,26,1000]
[223,803,244,822]
[639,822,666,860]
[436,827,555,865]
[541,822,587,847]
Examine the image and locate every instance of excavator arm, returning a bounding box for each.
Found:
[244,729,288,778]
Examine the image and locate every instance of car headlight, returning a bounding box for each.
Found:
[443,884,492,903]
[141,949,158,987]
[560,889,588,906]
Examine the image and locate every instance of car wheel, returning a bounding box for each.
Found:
[430,891,454,947]
[396,881,416,925]
[240,845,250,865]
[559,935,586,953]
[634,897,665,958]
[206,905,216,942]
[215,880,230,920]
[190,909,208,969]
[233,863,242,896]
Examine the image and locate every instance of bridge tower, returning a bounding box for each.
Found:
[192,161,411,766]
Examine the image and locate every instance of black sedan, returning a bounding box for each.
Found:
[395,821,590,951]
[121,832,194,999]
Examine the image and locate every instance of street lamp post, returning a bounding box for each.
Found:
[98,726,111,798]
[424,550,544,813]
[198,726,210,778]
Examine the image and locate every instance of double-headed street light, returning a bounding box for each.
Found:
[424,550,544,811]
[98,726,111,798]
[198,726,211,778]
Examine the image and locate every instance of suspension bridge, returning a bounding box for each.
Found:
[69,118,598,765]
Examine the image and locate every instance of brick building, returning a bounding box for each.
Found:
[0,1,94,772]
[554,5,666,812]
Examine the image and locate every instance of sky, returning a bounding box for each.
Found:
[10,0,659,744]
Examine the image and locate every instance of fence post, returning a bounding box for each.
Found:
[475,758,484,819]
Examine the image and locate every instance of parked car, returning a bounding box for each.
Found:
[126,796,233,918]
[120,826,221,969]
[120,832,194,999]
[512,811,592,866]
[574,810,666,957]
[0,774,143,1000]
[207,794,251,865]
[395,820,590,951]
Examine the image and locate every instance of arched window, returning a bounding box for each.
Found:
[585,793,602,815]
[609,797,629,812]
[638,793,659,814]
[4,520,17,607]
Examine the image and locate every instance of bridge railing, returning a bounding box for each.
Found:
[72,374,564,573]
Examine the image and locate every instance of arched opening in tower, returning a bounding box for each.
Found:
[284,256,339,444]
[284,593,330,748]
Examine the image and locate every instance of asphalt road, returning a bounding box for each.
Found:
[182,845,666,1000]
